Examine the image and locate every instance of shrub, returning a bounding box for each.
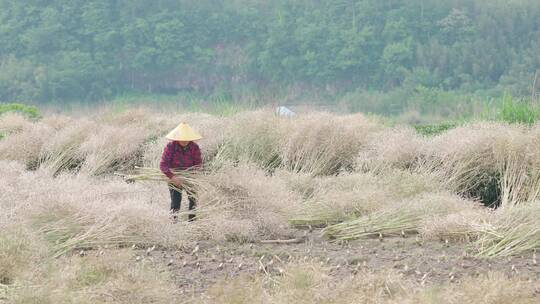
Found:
[413,122,458,136]
[0,103,41,120]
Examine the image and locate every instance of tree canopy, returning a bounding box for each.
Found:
[0,0,539,102]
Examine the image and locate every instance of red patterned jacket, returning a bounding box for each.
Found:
[159,141,202,179]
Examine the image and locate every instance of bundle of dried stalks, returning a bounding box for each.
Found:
[290,170,442,227]
[323,193,477,240]
[0,121,54,168]
[474,204,540,258]
[419,123,535,207]
[38,119,96,175]
[0,112,33,134]
[216,110,285,169]
[78,124,149,176]
[117,166,208,194]
[357,127,426,172]
[280,113,378,175]
[197,164,301,242]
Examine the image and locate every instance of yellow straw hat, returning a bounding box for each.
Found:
[165,122,202,141]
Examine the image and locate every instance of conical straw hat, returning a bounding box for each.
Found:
[165,122,202,141]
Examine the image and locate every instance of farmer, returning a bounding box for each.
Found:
[160,122,202,221]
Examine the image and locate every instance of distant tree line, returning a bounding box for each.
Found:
[0,0,539,102]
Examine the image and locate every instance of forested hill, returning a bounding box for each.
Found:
[1,0,539,102]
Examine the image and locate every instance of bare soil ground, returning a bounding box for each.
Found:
[136,230,540,298]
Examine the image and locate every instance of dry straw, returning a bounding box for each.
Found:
[417,122,540,208]
[4,249,179,303]
[117,166,209,194]
[78,124,149,176]
[197,164,300,241]
[279,113,378,176]
[322,193,478,240]
[205,261,537,303]
[119,163,300,242]
[0,121,54,168]
[0,162,189,253]
[357,126,426,172]
[289,173,388,227]
[5,109,540,260]
[33,208,143,258]
[474,204,540,258]
[217,110,285,169]
[0,112,33,134]
[420,123,502,197]
[421,209,488,242]
[38,119,95,175]
[290,170,442,227]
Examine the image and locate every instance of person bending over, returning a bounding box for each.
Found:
[159,122,202,221]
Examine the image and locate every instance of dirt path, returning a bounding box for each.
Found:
[137,230,540,297]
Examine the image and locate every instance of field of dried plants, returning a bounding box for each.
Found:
[1,108,540,303]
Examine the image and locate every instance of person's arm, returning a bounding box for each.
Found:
[161,143,183,187]
[192,143,203,169]
[160,142,174,179]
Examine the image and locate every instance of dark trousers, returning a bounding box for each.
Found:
[169,188,197,221]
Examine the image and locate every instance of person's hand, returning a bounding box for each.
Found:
[170,176,182,188]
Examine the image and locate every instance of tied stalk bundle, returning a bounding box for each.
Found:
[474,205,540,258]
[290,201,361,228]
[321,193,472,241]
[323,208,424,240]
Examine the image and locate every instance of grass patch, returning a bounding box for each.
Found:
[496,94,540,124]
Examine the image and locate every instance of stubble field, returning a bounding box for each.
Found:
[1,108,540,303]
